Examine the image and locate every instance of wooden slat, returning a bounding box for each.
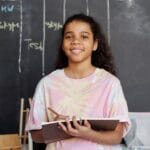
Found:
[0,134,21,149]
[19,98,24,138]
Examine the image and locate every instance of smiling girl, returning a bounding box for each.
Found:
[26,13,131,150]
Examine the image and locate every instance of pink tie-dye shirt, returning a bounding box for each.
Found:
[26,68,131,150]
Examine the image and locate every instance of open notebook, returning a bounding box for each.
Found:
[41,118,119,143]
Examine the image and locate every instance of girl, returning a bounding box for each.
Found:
[26,13,131,150]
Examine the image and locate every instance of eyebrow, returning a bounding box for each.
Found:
[64,31,90,35]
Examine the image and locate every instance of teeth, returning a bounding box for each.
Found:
[71,49,82,54]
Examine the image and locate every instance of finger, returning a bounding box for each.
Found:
[54,115,69,121]
[54,115,58,121]
[59,115,69,120]
[84,120,91,128]
[65,117,72,130]
[72,116,80,129]
[59,121,77,136]
[66,117,78,135]
[58,122,68,132]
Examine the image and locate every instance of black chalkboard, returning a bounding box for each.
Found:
[109,0,150,112]
[0,0,150,134]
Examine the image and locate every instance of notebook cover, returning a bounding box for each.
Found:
[42,118,119,143]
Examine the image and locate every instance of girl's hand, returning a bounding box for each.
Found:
[58,116,92,138]
[48,107,69,121]
[54,114,69,121]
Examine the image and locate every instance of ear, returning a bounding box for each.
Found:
[93,39,98,51]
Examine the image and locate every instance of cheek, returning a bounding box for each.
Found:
[86,43,95,50]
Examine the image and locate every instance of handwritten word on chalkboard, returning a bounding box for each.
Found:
[0,21,19,32]
[45,21,62,31]
[0,5,15,13]
[24,39,43,51]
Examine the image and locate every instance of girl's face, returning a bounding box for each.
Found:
[62,20,98,65]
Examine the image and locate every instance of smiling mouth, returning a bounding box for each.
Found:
[70,48,84,54]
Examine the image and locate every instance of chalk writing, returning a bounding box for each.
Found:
[45,21,62,31]
[0,5,15,13]
[24,39,43,51]
[0,21,19,32]
[63,0,66,23]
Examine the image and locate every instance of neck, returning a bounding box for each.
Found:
[64,62,96,79]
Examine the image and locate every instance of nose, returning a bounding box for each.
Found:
[71,37,80,45]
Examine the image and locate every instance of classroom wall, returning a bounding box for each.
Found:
[0,0,150,134]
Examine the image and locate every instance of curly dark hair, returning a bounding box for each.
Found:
[55,13,117,76]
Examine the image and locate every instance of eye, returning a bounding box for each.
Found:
[81,35,88,39]
[64,35,72,39]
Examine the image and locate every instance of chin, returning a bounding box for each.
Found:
[70,60,83,64]
[68,56,83,62]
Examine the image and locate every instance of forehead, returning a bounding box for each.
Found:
[64,20,92,33]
